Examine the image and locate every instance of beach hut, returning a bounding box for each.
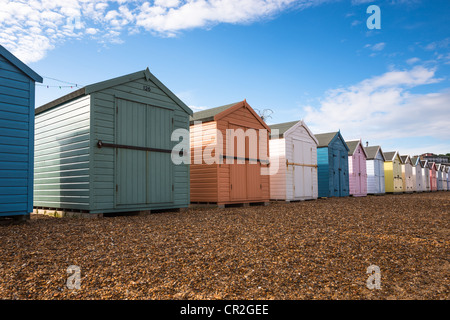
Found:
[268,120,318,201]
[400,155,414,193]
[189,100,270,207]
[421,160,431,192]
[346,139,367,197]
[384,151,403,194]
[428,162,437,191]
[0,45,43,220]
[34,68,192,216]
[314,131,350,198]
[364,145,385,195]
[411,156,424,192]
[436,164,444,191]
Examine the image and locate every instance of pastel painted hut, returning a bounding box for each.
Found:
[314,131,350,198]
[383,151,403,193]
[400,155,414,193]
[364,145,385,195]
[345,140,367,197]
[34,69,192,216]
[0,45,43,220]
[268,120,318,201]
[428,162,437,191]
[436,164,444,191]
[411,156,424,192]
[421,160,431,192]
[189,100,270,207]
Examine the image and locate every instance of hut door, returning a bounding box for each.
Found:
[331,150,340,197]
[354,153,361,194]
[115,98,173,206]
[292,139,303,198]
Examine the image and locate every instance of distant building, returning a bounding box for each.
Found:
[420,153,449,164]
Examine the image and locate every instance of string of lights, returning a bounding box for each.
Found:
[37,76,84,89]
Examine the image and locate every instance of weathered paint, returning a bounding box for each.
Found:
[34,68,192,214]
[364,146,385,195]
[401,155,414,192]
[346,140,367,197]
[189,100,270,205]
[315,132,350,198]
[269,120,318,201]
[0,45,42,218]
[384,151,403,193]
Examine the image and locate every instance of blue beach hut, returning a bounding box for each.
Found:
[0,45,43,220]
[314,131,350,198]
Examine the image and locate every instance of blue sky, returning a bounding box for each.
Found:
[1,0,449,155]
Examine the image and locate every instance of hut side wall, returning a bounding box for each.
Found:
[34,95,91,210]
[189,121,219,203]
[269,137,287,200]
[0,56,34,216]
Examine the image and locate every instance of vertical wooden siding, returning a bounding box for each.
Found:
[217,105,270,204]
[366,153,385,194]
[422,167,430,191]
[91,77,190,212]
[0,55,33,216]
[34,95,91,210]
[284,127,318,200]
[349,144,367,197]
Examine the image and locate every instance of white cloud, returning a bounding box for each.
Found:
[0,0,323,63]
[302,66,450,143]
[406,57,420,64]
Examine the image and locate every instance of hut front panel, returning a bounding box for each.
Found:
[91,77,190,212]
[436,168,443,191]
[348,144,367,196]
[366,153,385,194]
[413,165,423,192]
[190,121,218,203]
[327,140,349,197]
[0,55,34,216]
[216,108,270,204]
[401,163,414,192]
[422,167,430,191]
[430,168,437,191]
[284,126,318,200]
[34,95,91,210]
[384,161,394,192]
[393,158,403,192]
[269,138,287,200]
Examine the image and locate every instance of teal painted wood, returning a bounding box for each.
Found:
[0,46,42,217]
[316,132,349,198]
[34,69,191,214]
[34,95,91,210]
